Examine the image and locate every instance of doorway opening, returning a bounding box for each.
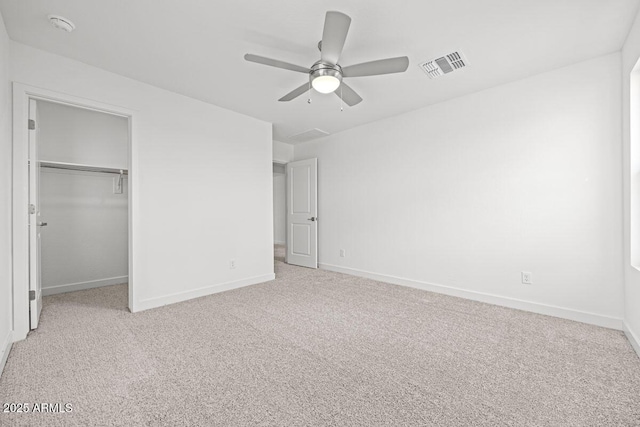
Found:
[273,162,286,264]
[274,158,318,269]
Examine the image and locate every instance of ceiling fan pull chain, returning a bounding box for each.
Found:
[340,86,344,111]
[307,80,312,104]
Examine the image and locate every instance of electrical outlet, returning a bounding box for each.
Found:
[230,259,236,269]
[521,271,532,285]
[340,249,346,257]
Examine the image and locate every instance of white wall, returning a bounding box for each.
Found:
[0,11,13,374]
[38,100,128,168]
[622,7,640,355]
[273,140,294,164]
[295,53,624,328]
[11,42,274,314]
[40,170,129,294]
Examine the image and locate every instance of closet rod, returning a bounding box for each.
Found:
[40,161,128,175]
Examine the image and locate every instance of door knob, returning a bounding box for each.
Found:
[37,221,47,227]
[307,217,317,222]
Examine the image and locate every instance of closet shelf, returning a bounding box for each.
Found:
[40,160,128,175]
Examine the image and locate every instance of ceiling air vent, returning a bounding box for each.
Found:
[287,128,329,143]
[419,51,468,79]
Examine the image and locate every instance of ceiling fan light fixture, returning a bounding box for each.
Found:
[312,75,340,94]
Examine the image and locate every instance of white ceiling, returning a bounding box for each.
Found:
[1,0,638,143]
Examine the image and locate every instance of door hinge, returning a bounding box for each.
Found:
[28,119,36,130]
[29,204,36,214]
[29,290,35,301]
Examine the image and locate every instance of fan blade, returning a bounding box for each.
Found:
[244,54,310,74]
[336,82,362,106]
[279,82,310,102]
[320,11,351,64]
[342,56,409,77]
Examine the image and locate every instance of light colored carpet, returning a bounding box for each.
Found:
[1,248,639,426]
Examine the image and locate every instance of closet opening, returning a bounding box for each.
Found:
[12,84,135,339]
[27,98,130,329]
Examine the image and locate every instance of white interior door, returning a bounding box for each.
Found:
[286,158,318,268]
[28,99,43,329]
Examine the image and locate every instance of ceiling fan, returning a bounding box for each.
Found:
[244,11,409,107]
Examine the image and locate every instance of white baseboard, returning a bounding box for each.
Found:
[42,276,129,296]
[623,322,640,358]
[320,263,623,330]
[0,330,12,379]
[133,273,276,312]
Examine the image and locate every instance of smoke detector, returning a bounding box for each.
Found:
[419,51,468,79]
[48,15,75,33]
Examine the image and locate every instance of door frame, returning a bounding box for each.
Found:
[11,83,136,340]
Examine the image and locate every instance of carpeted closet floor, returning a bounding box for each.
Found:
[1,246,639,426]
